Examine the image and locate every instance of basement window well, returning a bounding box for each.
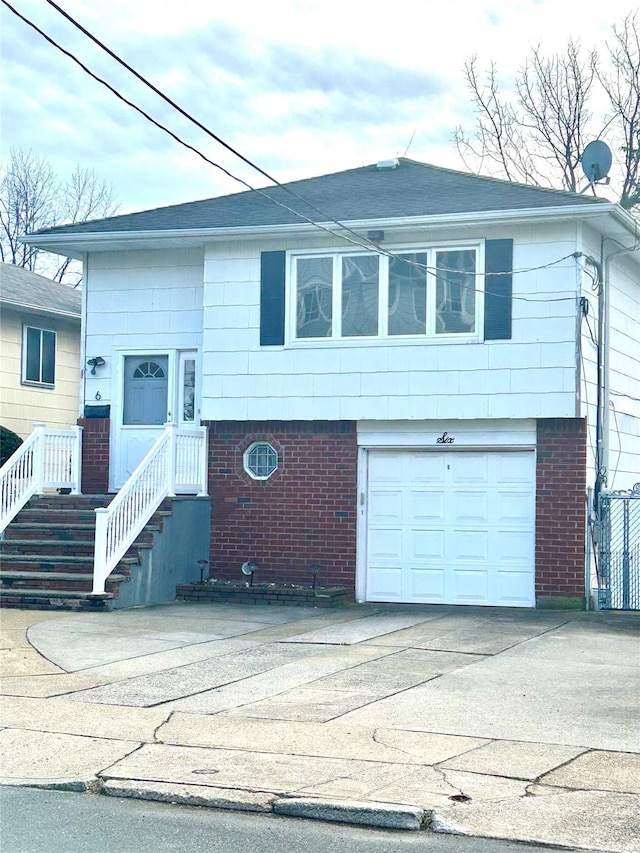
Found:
[244,442,278,480]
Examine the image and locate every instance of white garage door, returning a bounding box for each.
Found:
[365,450,535,607]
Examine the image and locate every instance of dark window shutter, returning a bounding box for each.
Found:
[260,251,286,346]
[484,239,513,340]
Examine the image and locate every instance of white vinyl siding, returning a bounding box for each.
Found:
[202,224,580,422]
[84,248,204,408]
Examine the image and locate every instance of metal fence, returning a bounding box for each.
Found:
[597,484,640,610]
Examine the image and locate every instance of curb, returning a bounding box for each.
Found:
[99,779,428,831]
[274,796,425,830]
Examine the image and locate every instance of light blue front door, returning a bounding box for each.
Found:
[115,355,169,488]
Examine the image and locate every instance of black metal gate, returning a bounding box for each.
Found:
[597,485,640,610]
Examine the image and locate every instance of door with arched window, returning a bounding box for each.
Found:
[123,357,169,426]
[114,354,170,488]
[112,351,200,490]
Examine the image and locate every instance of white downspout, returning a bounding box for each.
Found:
[601,239,638,491]
[80,252,89,420]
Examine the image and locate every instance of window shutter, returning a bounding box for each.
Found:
[484,239,513,340]
[260,251,286,346]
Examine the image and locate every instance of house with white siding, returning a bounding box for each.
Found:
[15,158,640,610]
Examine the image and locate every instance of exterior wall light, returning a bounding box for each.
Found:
[87,356,106,375]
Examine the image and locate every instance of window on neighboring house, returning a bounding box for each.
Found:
[22,325,56,387]
[292,245,481,341]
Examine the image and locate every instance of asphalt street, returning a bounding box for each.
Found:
[0,787,599,853]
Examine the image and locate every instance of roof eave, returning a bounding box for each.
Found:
[20,202,626,254]
[1,298,81,321]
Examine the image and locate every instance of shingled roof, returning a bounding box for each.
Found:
[32,158,607,238]
[0,263,81,318]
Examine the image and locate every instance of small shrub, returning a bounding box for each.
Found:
[0,426,23,466]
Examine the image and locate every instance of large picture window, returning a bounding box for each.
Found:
[292,245,480,341]
[22,325,56,387]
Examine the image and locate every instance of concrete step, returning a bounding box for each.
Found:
[0,588,113,611]
[3,524,160,542]
[0,571,128,592]
[0,539,152,556]
[0,554,138,573]
[1,495,177,611]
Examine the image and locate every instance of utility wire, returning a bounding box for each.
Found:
[0,0,384,257]
[3,0,592,305]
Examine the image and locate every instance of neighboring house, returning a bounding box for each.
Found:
[0,263,81,439]
[25,158,640,608]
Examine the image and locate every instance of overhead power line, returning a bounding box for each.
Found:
[41,0,416,256]
[0,0,384,256]
[3,0,591,304]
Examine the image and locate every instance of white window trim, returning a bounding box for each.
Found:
[21,323,57,388]
[243,441,278,480]
[287,240,485,346]
[178,350,198,426]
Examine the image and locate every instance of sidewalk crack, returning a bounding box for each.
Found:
[153,710,174,742]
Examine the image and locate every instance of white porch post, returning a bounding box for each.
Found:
[72,425,83,494]
[31,422,47,495]
[198,425,208,497]
[93,507,110,595]
[166,422,177,497]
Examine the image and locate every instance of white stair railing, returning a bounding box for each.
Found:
[0,423,82,534]
[92,423,208,595]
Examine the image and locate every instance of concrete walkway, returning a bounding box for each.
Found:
[1,602,638,850]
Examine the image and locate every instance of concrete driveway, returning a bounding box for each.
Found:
[1,602,639,851]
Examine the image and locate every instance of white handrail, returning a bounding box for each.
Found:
[92,423,208,595]
[0,423,82,534]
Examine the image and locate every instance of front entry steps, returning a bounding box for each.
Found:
[0,495,169,611]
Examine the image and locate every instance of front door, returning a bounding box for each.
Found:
[113,354,170,489]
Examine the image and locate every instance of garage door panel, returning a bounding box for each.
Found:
[369,453,404,483]
[366,449,535,607]
[409,490,445,522]
[407,568,445,601]
[408,453,446,483]
[452,491,489,523]
[495,569,534,606]
[368,529,402,560]
[411,529,445,560]
[497,453,535,483]
[495,491,533,523]
[450,453,489,483]
[369,490,402,523]
[494,530,533,564]
[367,567,403,600]
[450,569,489,603]
[452,530,489,561]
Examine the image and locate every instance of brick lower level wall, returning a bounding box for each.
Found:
[535,418,587,602]
[78,418,110,494]
[206,421,358,591]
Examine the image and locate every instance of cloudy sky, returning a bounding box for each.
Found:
[1,0,636,215]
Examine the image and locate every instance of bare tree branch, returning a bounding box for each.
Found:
[599,13,640,211]
[454,16,639,216]
[0,149,119,284]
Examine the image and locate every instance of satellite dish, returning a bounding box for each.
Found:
[581,141,612,183]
